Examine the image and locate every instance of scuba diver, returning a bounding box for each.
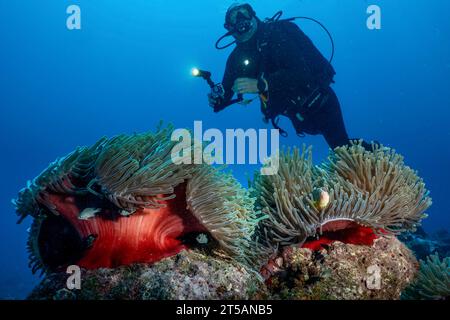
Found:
[208,3,363,150]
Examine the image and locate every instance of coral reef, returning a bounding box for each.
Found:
[399,227,450,260]
[252,143,431,254]
[265,236,418,300]
[18,136,439,300]
[28,250,267,300]
[13,125,262,274]
[401,253,450,300]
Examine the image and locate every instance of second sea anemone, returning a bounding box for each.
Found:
[252,142,432,255]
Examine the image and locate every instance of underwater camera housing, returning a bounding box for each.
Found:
[192,68,243,107]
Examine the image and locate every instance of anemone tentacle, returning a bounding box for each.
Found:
[186,165,266,265]
[92,126,195,212]
[26,215,46,275]
[321,142,431,234]
[14,139,107,222]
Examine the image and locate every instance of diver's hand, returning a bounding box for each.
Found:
[208,93,223,112]
[208,83,225,111]
[233,78,259,94]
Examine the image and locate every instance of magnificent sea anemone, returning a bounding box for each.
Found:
[252,142,432,257]
[13,125,261,274]
[402,253,450,300]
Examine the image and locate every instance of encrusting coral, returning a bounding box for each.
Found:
[252,142,432,257]
[13,124,262,275]
[402,253,450,300]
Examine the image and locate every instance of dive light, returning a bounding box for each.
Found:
[191,68,214,88]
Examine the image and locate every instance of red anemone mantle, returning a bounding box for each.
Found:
[46,184,207,269]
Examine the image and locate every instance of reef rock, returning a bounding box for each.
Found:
[265,236,418,300]
[28,250,266,300]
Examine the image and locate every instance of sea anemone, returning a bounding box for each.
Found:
[13,125,261,274]
[402,253,450,300]
[252,142,432,254]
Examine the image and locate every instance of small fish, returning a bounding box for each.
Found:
[78,207,101,220]
[83,234,98,249]
[120,209,134,217]
[312,188,330,210]
[196,233,209,245]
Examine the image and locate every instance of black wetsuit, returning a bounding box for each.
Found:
[214,20,350,149]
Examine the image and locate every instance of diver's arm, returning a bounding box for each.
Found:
[211,55,237,113]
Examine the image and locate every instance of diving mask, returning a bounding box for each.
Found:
[224,4,256,35]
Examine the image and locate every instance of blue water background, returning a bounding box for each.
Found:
[0,0,449,298]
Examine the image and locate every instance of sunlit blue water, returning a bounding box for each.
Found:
[0,0,449,299]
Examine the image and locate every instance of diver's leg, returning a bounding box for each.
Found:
[318,88,350,149]
[320,88,380,151]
